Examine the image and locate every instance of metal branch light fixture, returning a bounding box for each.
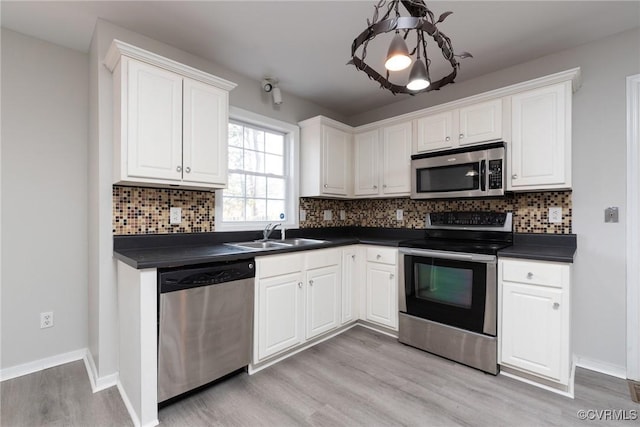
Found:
[349,0,472,95]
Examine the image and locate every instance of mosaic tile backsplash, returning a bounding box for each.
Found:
[299,191,572,234]
[113,186,572,235]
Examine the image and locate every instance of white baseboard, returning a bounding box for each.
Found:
[83,351,118,393]
[116,380,159,427]
[575,356,627,379]
[0,348,87,382]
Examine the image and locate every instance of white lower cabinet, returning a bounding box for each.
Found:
[364,246,398,330]
[341,246,360,324]
[254,248,342,362]
[499,258,571,386]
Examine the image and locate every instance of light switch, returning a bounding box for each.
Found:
[605,207,619,223]
[339,210,346,220]
[170,207,182,225]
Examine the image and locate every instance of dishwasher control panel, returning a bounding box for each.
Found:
[158,260,255,293]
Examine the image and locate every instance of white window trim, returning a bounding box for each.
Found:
[215,106,300,232]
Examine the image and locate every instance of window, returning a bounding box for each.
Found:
[215,107,299,231]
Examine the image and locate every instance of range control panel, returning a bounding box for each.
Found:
[429,211,508,227]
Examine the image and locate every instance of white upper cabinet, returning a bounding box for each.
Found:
[299,116,353,198]
[105,40,236,190]
[354,130,380,196]
[509,82,571,190]
[414,99,503,154]
[353,122,412,198]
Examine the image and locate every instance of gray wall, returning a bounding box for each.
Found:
[1,29,89,369]
[351,27,640,372]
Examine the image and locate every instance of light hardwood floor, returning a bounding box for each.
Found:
[1,326,636,426]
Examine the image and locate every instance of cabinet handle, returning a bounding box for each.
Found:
[512,174,518,179]
[185,167,191,173]
[309,280,314,286]
[176,166,182,172]
[389,273,394,279]
[445,136,450,142]
[298,282,303,288]
[526,272,533,279]
[553,302,560,309]
[459,133,464,139]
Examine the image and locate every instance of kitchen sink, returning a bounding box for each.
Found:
[226,240,292,250]
[225,238,328,251]
[280,238,328,246]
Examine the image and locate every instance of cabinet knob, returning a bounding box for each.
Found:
[459,133,464,139]
[185,167,191,173]
[352,254,356,260]
[298,282,303,288]
[377,254,381,259]
[390,273,394,279]
[527,272,533,279]
[553,302,560,309]
[309,280,314,286]
[176,166,182,172]
[383,184,387,188]
[445,136,450,142]
[512,174,518,179]
[324,184,328,188]
[373,185,378,189]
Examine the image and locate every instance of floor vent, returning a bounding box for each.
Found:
[629,380,640,403]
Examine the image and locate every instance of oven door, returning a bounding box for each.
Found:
[399,248,497,336]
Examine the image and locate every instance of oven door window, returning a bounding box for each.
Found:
[416,162,480,193]
[404,255,487,334]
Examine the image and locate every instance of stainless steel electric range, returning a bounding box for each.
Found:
[398,211,513,375]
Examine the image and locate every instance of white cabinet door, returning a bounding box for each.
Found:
[257,272,305,361]
[322,125,351,196]
[510,82,571,190]
[415,111,454,153]
[458,99,502,145]
[501,281,565,381]
[341,248,359,324]
[126,59,183,181]
[306,265,341,339]
[381,122,412,195]
[182,78,228,186]
[365,262,397,329]
[353,130,380,196]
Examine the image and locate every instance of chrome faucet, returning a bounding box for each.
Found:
[262,223,281,241]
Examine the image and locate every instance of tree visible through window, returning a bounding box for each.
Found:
[223,121,287,222]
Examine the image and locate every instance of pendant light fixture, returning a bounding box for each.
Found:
[349,0,472,95]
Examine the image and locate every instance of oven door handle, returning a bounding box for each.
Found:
[399,247,497,263]
[480,159,486,191]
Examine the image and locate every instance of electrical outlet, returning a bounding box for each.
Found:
[299,209,307,222]
[170,207,182,225]
[40,312,54,329]
[339,210,346,220]
[396,209,404,221]
[323,210,333,221]
[548,207,562,223]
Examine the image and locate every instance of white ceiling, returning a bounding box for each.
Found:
[2,1,639,117]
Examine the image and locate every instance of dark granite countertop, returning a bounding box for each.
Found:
[114,227,422,269]
[498,233,577,263]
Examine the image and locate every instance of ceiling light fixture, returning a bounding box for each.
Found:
[349,0,472,95]
[262,78,283,105]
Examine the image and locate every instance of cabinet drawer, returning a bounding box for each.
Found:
[306,248,341,270]
[501,259,566,288]
[366,247,397,265]
[257,253,303,279]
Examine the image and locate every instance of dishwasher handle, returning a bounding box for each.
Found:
[159,259,255,293]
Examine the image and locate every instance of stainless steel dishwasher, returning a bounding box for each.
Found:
[157,259,254,405]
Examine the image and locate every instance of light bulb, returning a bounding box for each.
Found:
[384,34,411,71]
[407,59,431,91]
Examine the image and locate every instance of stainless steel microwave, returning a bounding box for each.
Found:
[410,142,506,199]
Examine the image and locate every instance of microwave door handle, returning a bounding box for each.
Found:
[480,160,486,191]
